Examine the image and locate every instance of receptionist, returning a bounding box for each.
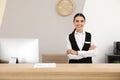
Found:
[66,13,96,63]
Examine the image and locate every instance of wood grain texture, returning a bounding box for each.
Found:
[42,54,68,63]
[0,64,120,80]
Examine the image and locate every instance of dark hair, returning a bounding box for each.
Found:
[73,13,86,21]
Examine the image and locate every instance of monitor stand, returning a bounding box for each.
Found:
[9,57,19,64]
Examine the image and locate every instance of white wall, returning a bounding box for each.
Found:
[0,0,85,62]
[2,0,119,63]
[83,0,120,63]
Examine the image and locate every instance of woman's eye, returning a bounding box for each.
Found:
[81,20,84,22]
[76,20,79,22]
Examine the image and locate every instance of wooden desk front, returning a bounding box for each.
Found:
[0,64,120,80]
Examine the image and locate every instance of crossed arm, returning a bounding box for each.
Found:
[66,45,96,57]
[67,45,96,55]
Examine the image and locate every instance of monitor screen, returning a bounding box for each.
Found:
[0,38,39,63]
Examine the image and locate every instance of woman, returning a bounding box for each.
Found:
[66,13,96,63]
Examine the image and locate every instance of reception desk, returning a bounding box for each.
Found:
[0,64,120,80]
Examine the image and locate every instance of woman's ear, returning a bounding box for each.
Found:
[73,21,76,27]
[73,21,75,25]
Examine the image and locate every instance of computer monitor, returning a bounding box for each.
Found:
[0,38,39,63]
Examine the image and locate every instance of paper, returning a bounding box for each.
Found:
[34,63,56,68]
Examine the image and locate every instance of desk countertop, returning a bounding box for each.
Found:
[0,64,120,80]
[0,64,120,72]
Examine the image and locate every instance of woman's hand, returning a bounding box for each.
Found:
[66,49,78,55]
[89,45,96,50]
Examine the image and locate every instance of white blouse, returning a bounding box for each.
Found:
[66,30,97,59]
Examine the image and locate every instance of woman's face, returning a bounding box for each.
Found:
[73,16,85,32]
